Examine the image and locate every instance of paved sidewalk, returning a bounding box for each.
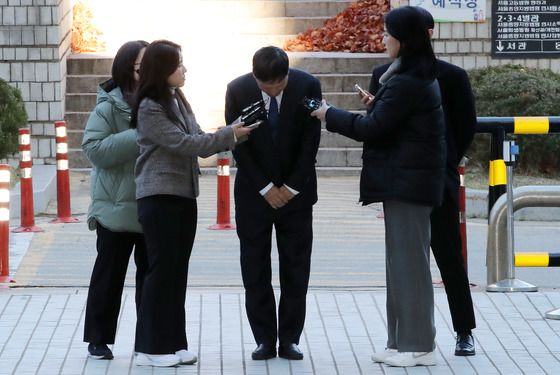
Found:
[1,172,560,374]
[1,288,559,374]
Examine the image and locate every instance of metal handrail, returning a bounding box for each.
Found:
[475,116,560,216]
[486,185,560,291]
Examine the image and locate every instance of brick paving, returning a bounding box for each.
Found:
[1,172,560,374]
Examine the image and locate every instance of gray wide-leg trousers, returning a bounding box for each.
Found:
[383,200,436,352]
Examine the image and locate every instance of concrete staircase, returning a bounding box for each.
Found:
[65,0,390,171]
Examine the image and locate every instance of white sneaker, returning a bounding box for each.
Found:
[384,351,436,367]
[136,352,181,367]
[176,349,197,365]
[371,348,398,363]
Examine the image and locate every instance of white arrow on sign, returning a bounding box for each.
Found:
[497,41,504,52]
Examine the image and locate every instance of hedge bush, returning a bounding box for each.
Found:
[0,79,27,160]
[466,64,560,175]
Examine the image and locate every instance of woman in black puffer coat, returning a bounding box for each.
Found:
[312,6,446,367]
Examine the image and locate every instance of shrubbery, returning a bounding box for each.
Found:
[0,79,27,160]
[467,64,560,175]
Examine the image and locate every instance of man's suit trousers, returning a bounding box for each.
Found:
[237,205,313,346]
[430,190,476,333]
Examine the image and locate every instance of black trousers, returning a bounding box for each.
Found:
[430,190,476,333]
[135,195,197,354]
[84,224,147,344]
[237,204,313,346]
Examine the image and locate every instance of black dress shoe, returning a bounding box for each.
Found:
[455,333,476,356]
[278,343,303,360]
[87,343,114,360]
[251,344,276,360]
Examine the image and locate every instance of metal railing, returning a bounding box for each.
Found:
[479,117,560,319]
[476,116,560,216]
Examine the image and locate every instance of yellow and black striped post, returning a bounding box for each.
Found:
[515,252,560,267]
[488,127,506,219]
[477,116,560,217]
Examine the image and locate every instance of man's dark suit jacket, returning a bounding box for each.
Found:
[225,68,322,212]
[369,60,476,203]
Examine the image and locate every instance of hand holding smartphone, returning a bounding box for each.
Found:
[302,97,322,111]
[354,84,373,99]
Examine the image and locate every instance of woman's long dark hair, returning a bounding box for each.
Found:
[130,39,191,128]
[110,40,148,105]
[384,6,436,80]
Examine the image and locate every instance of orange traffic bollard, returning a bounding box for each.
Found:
[13,128,43,233]
[50,121,79,224]
[0,164,15,283]
[208,152,235,230]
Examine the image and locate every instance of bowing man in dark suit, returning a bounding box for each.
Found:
[225,46,321,361]
[368,7,477,357]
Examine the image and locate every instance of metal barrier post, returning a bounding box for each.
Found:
[488,127,506,219]
[487,186,560,288]
[486,140,537,292]
[477,116,560,216]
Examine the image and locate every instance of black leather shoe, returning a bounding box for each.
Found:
[278,343,304,360]
[87,343,114,360]
[251,344,276,360]
[455,333,475,356]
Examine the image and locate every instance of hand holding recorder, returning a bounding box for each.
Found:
[231,122,254,138]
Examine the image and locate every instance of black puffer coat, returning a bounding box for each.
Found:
[325,69,446,206]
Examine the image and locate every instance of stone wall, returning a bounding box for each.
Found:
[0,0,72,165]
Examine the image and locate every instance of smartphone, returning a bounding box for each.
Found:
[245,120,263,129]
[354,83,370,98]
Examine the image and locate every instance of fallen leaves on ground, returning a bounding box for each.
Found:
[71,0,106,53]
[284,0,389,53]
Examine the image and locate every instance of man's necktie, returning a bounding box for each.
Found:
[268,96,279,141]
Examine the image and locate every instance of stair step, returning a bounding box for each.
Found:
[67,55,113,75]
[68,149,90,169]
[66,73,374,96]
[286,0,354,17]
[67,129,84,149]
[315,73,372,92]
[220,35,295,55]
[67,75,109,94]
[192,1,353,17]
[67,53,390,76]
[324,92,370,110]
[68,149,364,170]
[68,149,220,169]
[236,17,328,35]
[316,147,362,167]
[316,167,361,176]
[320,129,362,147]
[65,112,90,131]
[65,93,96,113]
[64,0,384,171]
[290,52,391,74]
[67,123,367,166]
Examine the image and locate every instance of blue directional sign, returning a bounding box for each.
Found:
[492,0,560,58]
